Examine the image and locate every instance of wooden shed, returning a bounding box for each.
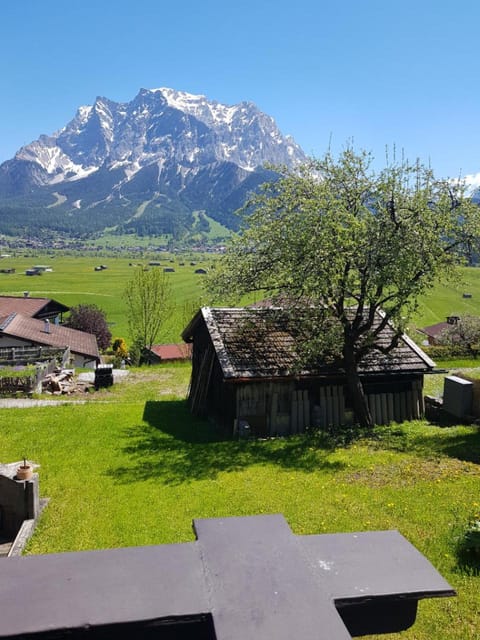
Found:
[182,307,436,436]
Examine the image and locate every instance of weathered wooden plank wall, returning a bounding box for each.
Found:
[234,379,425,436]
[367,379,423,424]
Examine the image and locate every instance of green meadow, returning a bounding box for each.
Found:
[0,252,479,346]
[411,266,480,330]
[0,254,213,343]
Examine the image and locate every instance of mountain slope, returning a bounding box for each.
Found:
[0,88,306,238]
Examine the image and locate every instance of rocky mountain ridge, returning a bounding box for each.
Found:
[0,88,306,239]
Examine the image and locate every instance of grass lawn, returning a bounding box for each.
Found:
[409,266,480,331]
[0,362,479,638]
[0,255,479,349]
[0,255,212,342]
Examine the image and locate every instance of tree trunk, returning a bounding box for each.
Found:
[344,347,373,429]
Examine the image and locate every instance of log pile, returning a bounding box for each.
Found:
[42,369,94,395]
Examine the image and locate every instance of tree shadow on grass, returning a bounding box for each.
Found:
[455,547,480,577]
[108,400,345,485]
[372,424,480,465]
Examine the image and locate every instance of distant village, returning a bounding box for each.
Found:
[0,234,226,256]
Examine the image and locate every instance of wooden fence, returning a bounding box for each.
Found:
[0,346,67,366]
[0,373,37,395]
[0,348,70,396]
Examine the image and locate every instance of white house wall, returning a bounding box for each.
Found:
[0,335,96,369]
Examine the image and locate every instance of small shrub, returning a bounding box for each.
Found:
[464,517,480,554]
[111,354,124,369]
[456,512,480,573]
[128,337,144,366]
[112,337,128,359]
[423,345,472,359]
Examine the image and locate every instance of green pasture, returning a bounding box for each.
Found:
[1,253,480,347]
[410,266,480,330]
[0,362,479,639]
[0,255,214,343]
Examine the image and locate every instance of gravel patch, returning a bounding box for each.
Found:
[0,399,87,408]
[77,369,130,383]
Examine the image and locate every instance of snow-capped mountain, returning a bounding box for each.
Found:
[0,88,306,237]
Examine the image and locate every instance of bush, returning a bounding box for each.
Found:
[423,345,472,359]
[128,337,144,366]
[112,337,128,359]
[463,514,480,553]
[456,512,480,573]
[66,304,112,351]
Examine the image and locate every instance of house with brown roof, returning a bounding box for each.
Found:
[417,316,461,345]
[146,343,192,364]
[0,295,69,322]
[182,307,436,436]
[0,313,100,368]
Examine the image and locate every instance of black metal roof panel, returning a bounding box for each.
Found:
[299,529,454,602]
[0,515,454,640]
[194,514,351,640]
[0,543,208,637]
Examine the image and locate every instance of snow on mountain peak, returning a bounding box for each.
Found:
[154,87,207,107]
[151,87,241,127]
[2,86,306,204]
[78,105,93,120]
[0,86,309,237]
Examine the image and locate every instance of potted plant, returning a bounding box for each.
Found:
[16,457,33,481]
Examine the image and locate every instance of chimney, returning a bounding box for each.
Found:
[43,319,50,334]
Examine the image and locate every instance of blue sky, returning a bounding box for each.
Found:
[1,0,479,177]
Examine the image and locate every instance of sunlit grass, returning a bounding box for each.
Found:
[412,266,480,328]
[0,362,479,638]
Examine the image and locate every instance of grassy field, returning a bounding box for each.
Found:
[0,252,479,347]
[0,362,479,639]
[410,266,480,330]
[0,254,214,343]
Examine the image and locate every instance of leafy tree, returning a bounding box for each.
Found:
[438,316,480,358]
[124,267,172,360]
[112,337,129,359]
[209,147,480,427]
[179,298,203,332]
[65,304,112,351]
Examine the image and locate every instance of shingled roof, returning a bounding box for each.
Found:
[183,307,435,380]
[0,313,100,361]
[149,343,192,361]
[0,296,69,319]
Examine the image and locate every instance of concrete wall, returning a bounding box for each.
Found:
[443,376,473,418]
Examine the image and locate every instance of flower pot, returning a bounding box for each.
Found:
[16,465,33,481]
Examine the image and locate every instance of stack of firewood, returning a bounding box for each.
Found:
[42,370,93,395]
